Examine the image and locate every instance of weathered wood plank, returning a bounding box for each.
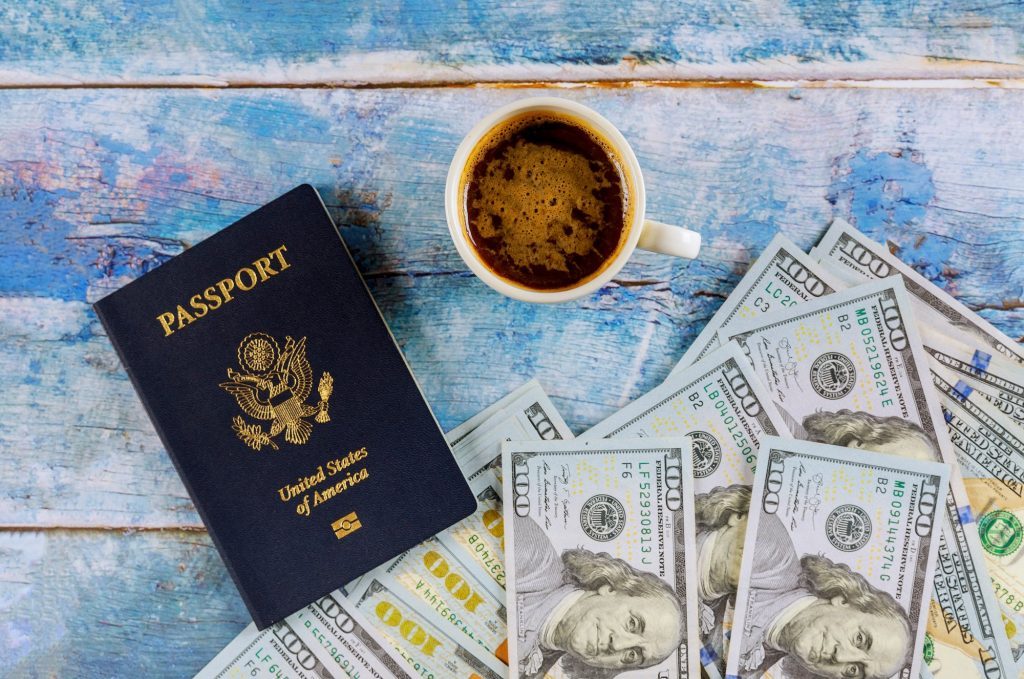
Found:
[1,87,1022,530]
[1,1,1023,85]
[0,530,249,676]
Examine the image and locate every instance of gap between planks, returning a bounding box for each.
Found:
[0,78,1021,90]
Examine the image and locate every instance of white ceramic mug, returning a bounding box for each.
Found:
[445,97,701,303]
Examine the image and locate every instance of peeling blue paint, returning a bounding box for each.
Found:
[0,186,87,298]
[893,233,958,284]
[828,148,965,290]
[96,238,182,282]
[828,149,935,232]
[24,359,42,385]
[97,136,158,166]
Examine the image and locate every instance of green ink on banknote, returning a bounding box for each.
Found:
[979,510,1024,557]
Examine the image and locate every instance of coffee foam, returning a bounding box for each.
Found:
[461,111,632,287]
[471,139,613,272]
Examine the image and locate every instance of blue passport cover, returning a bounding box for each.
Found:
[93,185,476,629]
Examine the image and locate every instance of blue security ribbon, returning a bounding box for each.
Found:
[701,645,719,665]
[960,505,975,525]
[972,350,992,372]
[953,380,973,401]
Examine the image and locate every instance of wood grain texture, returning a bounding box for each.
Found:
[2,5,1023,676]
[1,87,1022,535]
[0,530,249,676]
[1,0,1023,85]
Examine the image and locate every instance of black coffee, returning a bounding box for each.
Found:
[461,112,632,291]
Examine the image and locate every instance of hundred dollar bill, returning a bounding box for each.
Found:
[724,278,950,468]
[447,380,540,445]
[366,534,510,665]
[725,278,1019,678]
[195,592,418,679]
[672,233,844,372]
[725,437,950,679]
[349,576,505,679]
[447,379,571,452]
[583,342,790,676]
[454,386,573,484]
[437,471,507,595]
[289,592,414,679]
[930,365,1024,669]
[813,218,1024,366]
[503,438,700,679]
[921,328,1024,429]
[195,620,337,679]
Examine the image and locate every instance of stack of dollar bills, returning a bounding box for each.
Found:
[196,220,1024,679]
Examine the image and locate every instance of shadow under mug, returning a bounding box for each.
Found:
[445,97,701,303]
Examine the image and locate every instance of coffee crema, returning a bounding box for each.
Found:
[460,111,633,291]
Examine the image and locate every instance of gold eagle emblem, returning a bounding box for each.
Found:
[220,332,333,451]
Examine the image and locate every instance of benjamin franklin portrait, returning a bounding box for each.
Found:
[736,512,912,679]
[802,409,939,461]
[512,514,684,679]
[694,484,752,668]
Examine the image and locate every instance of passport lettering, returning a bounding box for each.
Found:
[156,244,291,336]
[279,447,372,517]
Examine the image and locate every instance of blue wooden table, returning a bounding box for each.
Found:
[1,2,1023,675]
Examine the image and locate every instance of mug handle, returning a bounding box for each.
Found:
[637,219,701,259]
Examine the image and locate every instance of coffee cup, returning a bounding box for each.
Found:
[445,97,700,303]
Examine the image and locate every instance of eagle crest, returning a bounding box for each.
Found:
[220,333,333,451]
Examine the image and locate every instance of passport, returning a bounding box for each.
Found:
[93,185,476,629]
